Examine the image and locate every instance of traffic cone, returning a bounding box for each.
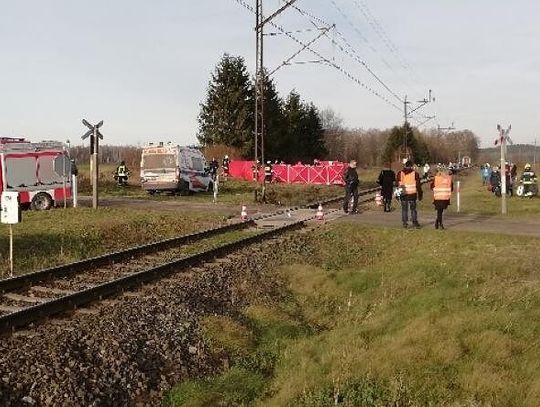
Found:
[240,205,248,221]
[375,192,383,206]
[316,204,324,220]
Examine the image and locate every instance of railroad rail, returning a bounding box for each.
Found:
[0,184,387,334]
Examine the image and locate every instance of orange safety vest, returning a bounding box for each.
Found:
[399,171,417,195]
[433,174,452,200]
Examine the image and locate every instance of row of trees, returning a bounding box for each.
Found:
[324,109,480,167]
[197,54,327,163]
[197,54,480,167]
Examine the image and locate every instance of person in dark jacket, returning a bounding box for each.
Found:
[209,158,219,180]
[396,160,423,228]
[343,160,359,213]
[377,164,396,212]
[490,167,501,196]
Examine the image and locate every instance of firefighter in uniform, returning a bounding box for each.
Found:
[520,163,538,197]
[252,160,260,181]
[431,166,453,229]
[264,161,273,183]
[209,157,219,181]
[396,160,422,228]
[114,161,129,186]
[222,155,230,178]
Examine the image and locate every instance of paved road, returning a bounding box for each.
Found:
[76,195,540,238]
[336,207,540,237]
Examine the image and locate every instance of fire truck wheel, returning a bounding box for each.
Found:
[31,192,53,211]
[177,180,191,196]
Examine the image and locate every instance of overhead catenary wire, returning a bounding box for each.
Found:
[232,0,403,112]
[350,0,426,93]
[292,4,404,104]
[327,0,407,94]
[290,3,437,124]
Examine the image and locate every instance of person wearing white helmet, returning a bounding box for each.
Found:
[222,154,230,177]
[519,163,538,197]
[264,160,273,183]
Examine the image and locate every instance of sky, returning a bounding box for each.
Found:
[1,0,539,149]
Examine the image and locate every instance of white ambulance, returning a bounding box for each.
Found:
[140,142,213,195]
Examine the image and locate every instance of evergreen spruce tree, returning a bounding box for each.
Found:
[382,122,430,164]
[301,103,327,161]
[197,54,253,156]
[281,91,327,163]
[261,75,285,162]
[281,91,305,162]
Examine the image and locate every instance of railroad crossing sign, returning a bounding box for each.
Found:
[81,119,104,209]
[81,119,104,155]
[495,124,512,146]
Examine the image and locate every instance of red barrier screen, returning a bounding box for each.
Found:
[228,161,346,185]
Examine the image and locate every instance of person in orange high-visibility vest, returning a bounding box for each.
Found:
[396,160,423,228]
[430,166,454,229]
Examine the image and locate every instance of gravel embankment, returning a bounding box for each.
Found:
[0,230,314,406]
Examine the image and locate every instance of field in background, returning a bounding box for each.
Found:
[166,224,540,406]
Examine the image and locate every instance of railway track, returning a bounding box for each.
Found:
[0,186,384,335]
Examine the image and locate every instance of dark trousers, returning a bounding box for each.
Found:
[435,207,444,225]
[400,198,417,224]
[343,186,359,212]
[383,196,392,212]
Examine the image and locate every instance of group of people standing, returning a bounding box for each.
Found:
[208,155,231,181]
[343,160,454,229]
[481,162,537,197]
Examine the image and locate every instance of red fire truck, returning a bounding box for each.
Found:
[0,137,72,210]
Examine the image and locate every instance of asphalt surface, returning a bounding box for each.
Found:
[336,207,540,237]
[76,195,540,237]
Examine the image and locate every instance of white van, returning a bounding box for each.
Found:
[140,143,212,195]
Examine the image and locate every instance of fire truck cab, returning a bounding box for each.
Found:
[140,142,212,195]
[0,137,72,210]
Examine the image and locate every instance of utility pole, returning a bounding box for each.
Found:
[254,0,298,202]
[496,124,511,215]
[534,138,537,166]
[402,90,434,162]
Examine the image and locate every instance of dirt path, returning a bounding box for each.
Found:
[337,207,540,237]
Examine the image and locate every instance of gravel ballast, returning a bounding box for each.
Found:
[0,231,313,406]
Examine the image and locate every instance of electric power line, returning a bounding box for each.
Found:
[327,0,407,92]
[292,4,404,104]
[290,3,436,124]
[350,0,426,92]
[232,0,403,112]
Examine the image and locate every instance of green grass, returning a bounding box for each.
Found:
[0,207,225,275]
[444,169,540,218]
[165,223,540,406]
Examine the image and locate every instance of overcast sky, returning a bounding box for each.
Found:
[1,0,539,148]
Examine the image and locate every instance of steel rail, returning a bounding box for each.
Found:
[0,221,304,334]
[0,220,255,294]
[0,181,430,295]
